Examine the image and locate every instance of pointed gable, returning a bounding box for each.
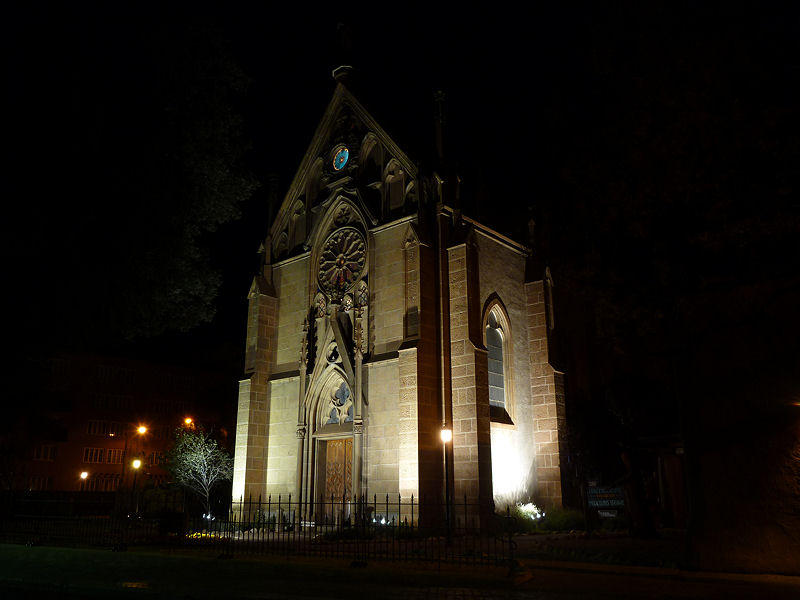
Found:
[270,83,419,262]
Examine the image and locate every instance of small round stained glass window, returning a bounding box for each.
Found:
[333,146,349,171]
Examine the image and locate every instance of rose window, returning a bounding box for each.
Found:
[318,227,366,299]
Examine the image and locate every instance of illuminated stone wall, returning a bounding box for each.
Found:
[232,287,276,502]
[369,222,406,355]
[526,280,567,508]
[273,257,309,370]
[364,359,400,495]
[474,231,541,507]
[264,377,299,497]
[447,242,493,510]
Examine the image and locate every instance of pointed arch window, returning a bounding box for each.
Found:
[486,311,505,408]
[485,303,514,423]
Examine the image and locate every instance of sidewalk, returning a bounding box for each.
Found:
[513,529,686,568]
[2,532,800,599]
[0,544,512,599]
[511,529,800,592]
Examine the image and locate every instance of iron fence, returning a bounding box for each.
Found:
[0,493,516,566]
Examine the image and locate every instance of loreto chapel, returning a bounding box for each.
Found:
[233,70,567,526]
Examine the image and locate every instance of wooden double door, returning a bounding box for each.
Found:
[316,437,352,522]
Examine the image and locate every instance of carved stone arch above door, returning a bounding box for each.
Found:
[304,367,353,435]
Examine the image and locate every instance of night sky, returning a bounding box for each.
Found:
[5,3,800,469]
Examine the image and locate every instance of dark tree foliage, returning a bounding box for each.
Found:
[540,5,800,432]
[535,6,800,559]
[506,6,800,529]
[6,3,258,347]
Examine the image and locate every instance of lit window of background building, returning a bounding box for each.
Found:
[13,353,231,493]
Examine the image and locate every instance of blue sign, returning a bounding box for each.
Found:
[587,487,625,508]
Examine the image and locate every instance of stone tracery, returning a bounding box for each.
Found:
[325,381,353,425]
[317,227,366,300]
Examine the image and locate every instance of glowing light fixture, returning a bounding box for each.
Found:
[132,459,142,469]
[491,430,525,499]
[137,426,147,435]
[80,471,88,480]
[184,417,193,425]
[440,427,452,443]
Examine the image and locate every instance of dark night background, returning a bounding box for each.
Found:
[4,2,800,571]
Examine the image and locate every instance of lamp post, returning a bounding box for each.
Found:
[119,425,147,490]
[80,471,88,491]
[441,425,452,541]
[131,459,142,516]
[115,425,147,516]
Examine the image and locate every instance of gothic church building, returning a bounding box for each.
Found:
[233,78,567,522]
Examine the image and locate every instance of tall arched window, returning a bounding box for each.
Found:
[486,310,506,409]
[484,300,513,424]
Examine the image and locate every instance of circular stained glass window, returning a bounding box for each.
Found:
[333,146,349,171]
[318,227,366,298]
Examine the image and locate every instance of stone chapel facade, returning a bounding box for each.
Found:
[232,81,567,523]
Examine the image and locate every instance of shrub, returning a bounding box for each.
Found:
[505,503,546,533]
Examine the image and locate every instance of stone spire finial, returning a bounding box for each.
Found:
[354,306,364,358]
[300,318,309,367]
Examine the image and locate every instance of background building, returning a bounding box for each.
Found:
[5,353,229,495]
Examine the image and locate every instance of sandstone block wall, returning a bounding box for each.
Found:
[232,288,277,503]
[525,280,565,508]
[364,359,400,495]
[264,377,300,497]
[397,347,420,498]
[370,223,407,355]
[475,232,537,506]
[273,257,309,370]
[447,243,493,508]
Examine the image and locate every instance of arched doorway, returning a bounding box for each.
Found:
[308,377,354,523]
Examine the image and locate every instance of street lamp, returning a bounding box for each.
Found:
[131,459,142,516]
[120,425,148,489]
[441,425,452,541]
[80,471,88,491]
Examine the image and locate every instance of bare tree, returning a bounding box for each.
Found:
[167,427,233,517]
